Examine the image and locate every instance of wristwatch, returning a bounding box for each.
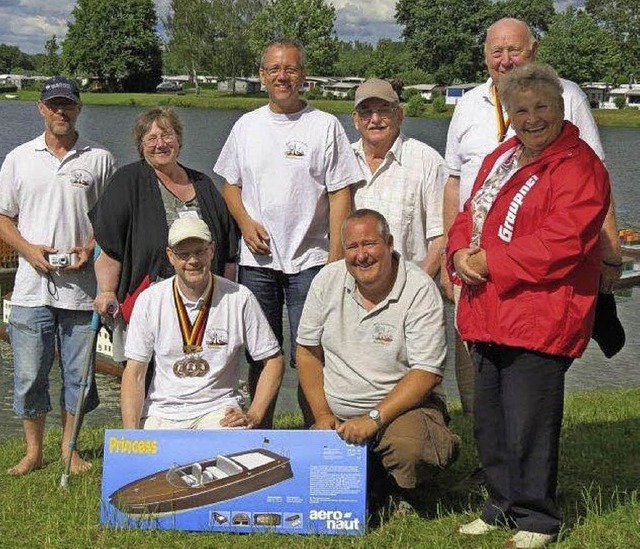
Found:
[368,409,383,428]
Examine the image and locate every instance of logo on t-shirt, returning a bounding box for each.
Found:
[66,168,95,188]
[371,323,395,345]
[284,140,308,158]
[206,328,229,348]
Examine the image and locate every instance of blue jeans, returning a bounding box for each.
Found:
[238,265,322,427]
[8,305,99,419]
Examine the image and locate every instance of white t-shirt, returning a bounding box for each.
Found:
[125,275,280,420]
[445,78,604,210]
[0,134,115,310]
[352,134,445,263]
[214,104,363,274]
[297,255,446,419]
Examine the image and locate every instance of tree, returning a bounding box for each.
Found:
[41,35,60,76]
[493,0,556,37]
[62,0,162,92]
[0,44,33,73]
[164,0,262,92]
[395,0,495,84]
[538,7,620,84]
[248,0,338,75]
[586,0,640,82]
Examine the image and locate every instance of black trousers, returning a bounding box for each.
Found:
[472,343,572,534]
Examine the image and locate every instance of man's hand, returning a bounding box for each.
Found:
[239,218,271,255]
[440,267,454,301]
[94,291,119,316]
[600,262,622,293]
[453,246,487,286]
[23,243,57,273]
[312,412,339,431]
[220,407,254,428]
[336,415,379,445]
[66,244,92,271]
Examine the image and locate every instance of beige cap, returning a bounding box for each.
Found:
[354,78,399,108]
[168,218,212,247]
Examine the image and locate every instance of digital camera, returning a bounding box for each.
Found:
[48,253,75,268]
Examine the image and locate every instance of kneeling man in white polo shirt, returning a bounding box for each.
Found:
[297,209,460,508]
[121,217,284,430]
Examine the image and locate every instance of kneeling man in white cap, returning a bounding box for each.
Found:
[121,217,284,429]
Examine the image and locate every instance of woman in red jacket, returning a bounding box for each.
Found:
[448,64,610,548]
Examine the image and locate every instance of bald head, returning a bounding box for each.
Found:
[484,18,537,85]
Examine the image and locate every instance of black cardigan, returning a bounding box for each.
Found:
[89,159,238,302]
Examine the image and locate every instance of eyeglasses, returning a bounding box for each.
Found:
[355,106,397,120]
[143,132,177,147]
[262,65,303,77]
[488,47,527,60]
[171,247,209,261]
[43,100,78,111]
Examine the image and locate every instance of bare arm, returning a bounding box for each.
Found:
[221,182,270,255]
[327,187,352,263]
[0,213,56,273]
[420,235,444,278]
[121,359,148,429]
[296,344,338,429]
[245,352,284,427]
[600,199,622,292]
[440,176,461,300]
[94,251,122,315]
[336,369,442,445]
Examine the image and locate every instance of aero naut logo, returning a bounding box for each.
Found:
[309,509,361,531]
[498,175,538,242]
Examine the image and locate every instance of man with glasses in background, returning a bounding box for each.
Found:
[121,217,284,430]
[351,79,447,278]
[215,39,363,428]
[0,76,114,475]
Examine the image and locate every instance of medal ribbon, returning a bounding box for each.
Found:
[172,276,214,354]
[493,86,510,142]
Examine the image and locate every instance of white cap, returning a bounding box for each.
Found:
[168,218,212,247]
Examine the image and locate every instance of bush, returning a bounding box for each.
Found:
[305,86,323,100]
[432,93,447,113]
[402,87,420,101]
[614,95,627,110]
[405,94,426,117]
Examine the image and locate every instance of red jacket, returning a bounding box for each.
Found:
[447,122,610,358]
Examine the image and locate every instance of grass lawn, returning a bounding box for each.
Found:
[7,89,637,126]
[0,388,638,548]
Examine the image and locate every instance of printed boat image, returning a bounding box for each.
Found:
[109,448,293,516]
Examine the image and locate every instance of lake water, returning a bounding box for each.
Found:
[0,100,639,441]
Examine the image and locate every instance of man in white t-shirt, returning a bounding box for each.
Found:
[351,78,446,277]
[121,218,284,430]
[0,76,115,475]
[297,209,459,509]
[443,18,622,414]
[214,39,363,428]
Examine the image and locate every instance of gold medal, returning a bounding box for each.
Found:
[173,276,214,366]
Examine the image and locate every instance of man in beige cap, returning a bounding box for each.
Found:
[351,78,447,278]
[120,217,284,430]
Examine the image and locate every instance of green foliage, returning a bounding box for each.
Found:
[334,40,375,77]
[304,85,323,100]
[538,7,620,84]
[586,0,640,83]
[492,0,556,37]
[41,35,60,76]
[614,95,627,110]
[404,93,426,117]
[248,0,338,75]
[62,0,163,92]
[0,43,34,73]
[432,93,447,113]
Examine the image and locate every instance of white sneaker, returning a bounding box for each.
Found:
[506,530,557,548]
[459,518,499,535]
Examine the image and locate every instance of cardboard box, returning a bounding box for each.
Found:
[101,429,367,535]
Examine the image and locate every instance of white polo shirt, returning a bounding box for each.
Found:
[352,133,446,263]
[0,134,115,309]
[125,275,280,420]
[214,104,364,273]
[445,78,604,210]
[297,255,446,419]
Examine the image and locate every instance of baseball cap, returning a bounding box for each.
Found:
[40,76,81,103]
[354,78,399,108]
[168,218,212,247]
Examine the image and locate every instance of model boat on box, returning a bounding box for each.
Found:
[109,448,293,516]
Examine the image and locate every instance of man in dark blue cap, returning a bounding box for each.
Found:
[0,76,115,476]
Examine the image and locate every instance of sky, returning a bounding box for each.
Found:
[0,0,582,55]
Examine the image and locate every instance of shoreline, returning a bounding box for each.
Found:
[4,91,638,127]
